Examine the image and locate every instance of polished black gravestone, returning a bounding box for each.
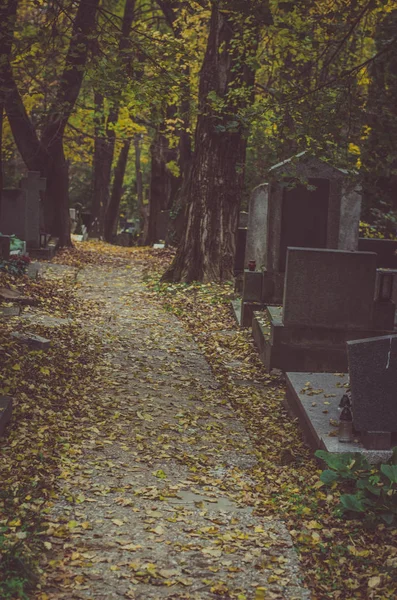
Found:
[347,334,397,450]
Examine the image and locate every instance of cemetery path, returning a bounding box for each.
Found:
[36,261,310,600]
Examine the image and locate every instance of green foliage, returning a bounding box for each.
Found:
[0,529,30,600]
[0,256,31,276]
[316,449,397,524]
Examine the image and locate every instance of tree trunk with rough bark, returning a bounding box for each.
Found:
[163,1,269,282]
[0,0,18,211]
[99,0,136,238]
[4,0,99,246]
[92,93,112,234]
[146,123,181,245]
[104,139,131,241]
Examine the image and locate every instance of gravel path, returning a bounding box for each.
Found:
[35,261,310,600]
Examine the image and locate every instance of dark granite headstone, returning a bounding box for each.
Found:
[283,248,378,329]
[1,172,46,247]
[348,335,397,446]
[238,211,248,228]
[155,210,170,242]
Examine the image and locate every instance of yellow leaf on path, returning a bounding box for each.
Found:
[120,543,142,551]
[137,411,154,421]
[67,520,78,529]
[152,525,164,535]
[202,547,222,557]
[44,541,52,550]
[8,519,21,527]
[368,575,381,589]
[306,520,322,529]
[112,519,124,527]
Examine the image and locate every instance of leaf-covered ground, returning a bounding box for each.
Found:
[0,241,396,600]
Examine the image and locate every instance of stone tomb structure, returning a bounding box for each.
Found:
[252,247,396,372]
[240,153,361,325]
[284,334,397,460]
[0,172,46,249]
[348,334,397,450]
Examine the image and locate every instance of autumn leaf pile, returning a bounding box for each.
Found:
[142,253,397,599]
[0,268,106,596]
[1,241,396,599]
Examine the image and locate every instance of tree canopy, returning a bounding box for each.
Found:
[1,0,397,276]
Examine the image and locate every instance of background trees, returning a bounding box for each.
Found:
[1,0,397,263]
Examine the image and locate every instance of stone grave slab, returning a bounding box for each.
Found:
[0,287,36,305]
[0,305,21,318]
[19,171,46,247]
[348,335,397,448]
[11,331,50,350]
[285,372,392,463]
[245,183,269,270]
[283,248,377,329]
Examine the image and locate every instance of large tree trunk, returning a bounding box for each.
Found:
[91,93,112,234]
[146,122,181,245]
[163,1,268,282]
[0,0,19,210]
[361,9,397,223]
[4,0,99,246]
[104,139,131,241]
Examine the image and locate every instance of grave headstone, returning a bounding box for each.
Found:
[11,331,50,350]
[19,172,46,247]
[156,210,170,242]
[241,153,362,314]
[0,172,46,248]
[348,334,397,449]
[254,247,396,372]
[245,184,269,270]
[283,248,377,329]
[238,211,248,228]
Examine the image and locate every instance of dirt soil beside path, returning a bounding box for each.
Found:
[35,260,310,600]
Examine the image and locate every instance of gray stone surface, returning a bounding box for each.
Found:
[0,188,28,240]
[155,210,170,242]
[283,248,378,329]
[238,211,248,228]
[245,183,269,270]
[11,331,50,350]
[20,171,46,247]
[0,172,46,247]
[347,334,397,435]
[285,372,392,463]
[242,270,262,302]
[0,306,21,318]
[339,184,362,251]
[266,153,360,274]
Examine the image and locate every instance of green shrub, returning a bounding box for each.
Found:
[316,448,397,525]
